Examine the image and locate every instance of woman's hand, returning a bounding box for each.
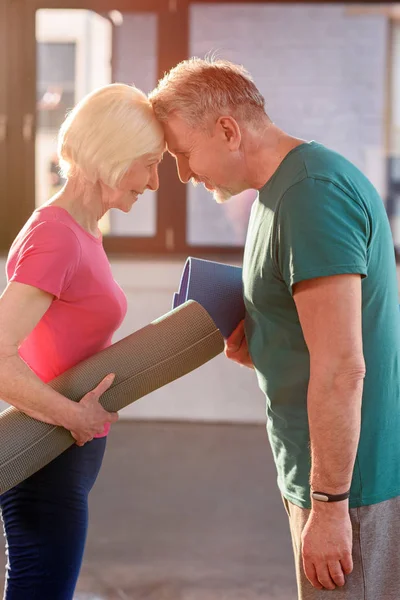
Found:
[70,374,119,446]
[224,320,254,369]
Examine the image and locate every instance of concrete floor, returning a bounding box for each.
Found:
[0,422,298,599]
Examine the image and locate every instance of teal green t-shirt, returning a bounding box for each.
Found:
[243,141,400,509]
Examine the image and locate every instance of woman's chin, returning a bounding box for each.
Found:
[118,193,139,212]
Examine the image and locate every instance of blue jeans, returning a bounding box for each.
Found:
[0,437,107,599]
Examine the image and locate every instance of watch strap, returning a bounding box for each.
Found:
[311,490,350,503]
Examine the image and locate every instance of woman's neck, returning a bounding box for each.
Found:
[46,178,106,237]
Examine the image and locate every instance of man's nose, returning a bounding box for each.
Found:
[176,156,193,184]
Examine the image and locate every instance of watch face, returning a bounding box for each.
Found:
[312,492,330,502]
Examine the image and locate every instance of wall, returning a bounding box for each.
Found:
[191,3,387,171]
[188,2,388,235]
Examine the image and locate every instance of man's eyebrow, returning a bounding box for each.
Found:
[167,146,186,155]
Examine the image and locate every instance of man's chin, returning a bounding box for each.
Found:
[213,188,232,204]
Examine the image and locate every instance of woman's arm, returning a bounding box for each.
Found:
[0,282,118,442]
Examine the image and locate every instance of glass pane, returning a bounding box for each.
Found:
[388,24,400,248]
[35,9,158,237]
[392,25,400,154]
[188,186,257,247]
[189,2,388,246]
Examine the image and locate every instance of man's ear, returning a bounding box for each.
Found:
[217,116,241,151]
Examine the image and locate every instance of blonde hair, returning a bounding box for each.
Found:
[58,83,165,188]
[149,58,267,128]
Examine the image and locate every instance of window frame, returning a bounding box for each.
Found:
[1,0,397,259]
[0,0,8,252]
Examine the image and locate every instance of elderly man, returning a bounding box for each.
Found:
[149,59,400,600]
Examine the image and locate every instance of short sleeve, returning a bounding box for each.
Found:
[275,178,369,294]
[9,221,82,299]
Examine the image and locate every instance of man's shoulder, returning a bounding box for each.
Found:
[259,141,355,205]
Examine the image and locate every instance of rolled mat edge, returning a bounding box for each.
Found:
[0,300,224,494]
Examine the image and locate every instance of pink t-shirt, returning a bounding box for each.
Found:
[6,205,128,437]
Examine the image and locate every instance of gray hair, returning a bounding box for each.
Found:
[149,58,267,129]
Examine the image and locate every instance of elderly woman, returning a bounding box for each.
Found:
[0,83,164,599]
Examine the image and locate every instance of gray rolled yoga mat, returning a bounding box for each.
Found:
[173,257,245,338]
[0,300,224,495]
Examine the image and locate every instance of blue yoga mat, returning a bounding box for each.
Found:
[173,257,245,338]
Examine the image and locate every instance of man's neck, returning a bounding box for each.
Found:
[245,123,307,190]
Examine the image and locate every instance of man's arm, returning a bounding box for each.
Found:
[293,273,365,590]
[293,273,365,494]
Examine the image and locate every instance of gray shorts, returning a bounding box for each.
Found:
[282,495,400,599]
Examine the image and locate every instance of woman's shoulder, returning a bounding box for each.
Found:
[13,206,81,247]
[8,207,82,273]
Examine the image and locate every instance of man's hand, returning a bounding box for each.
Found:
[224,320,254,369]
[301,503,353,590]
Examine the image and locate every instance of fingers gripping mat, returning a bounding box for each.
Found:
[0,301,224,494]
[173,257,245,338]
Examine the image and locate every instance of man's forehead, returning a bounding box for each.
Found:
[163,116,194,153]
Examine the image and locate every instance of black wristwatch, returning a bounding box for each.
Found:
[311,490,350,503]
